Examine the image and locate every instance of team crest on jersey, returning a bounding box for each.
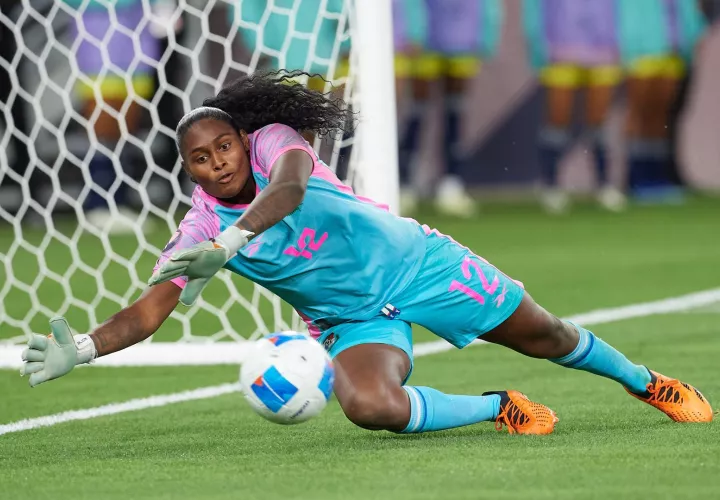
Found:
[322,333,337,351]
[381,303,401,319]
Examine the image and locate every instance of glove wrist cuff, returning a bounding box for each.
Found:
[216,226,255,258]
[75,334,97,365]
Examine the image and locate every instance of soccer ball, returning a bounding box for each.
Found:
[239,332,335,424]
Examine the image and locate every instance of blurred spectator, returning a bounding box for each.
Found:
[394,0,504,217]
[63,0,164,233]
[0,0,33,209]
[229,0,348,91]
[149,0,187,174]
[667,1,718,183]
[522,0,626,214]
[229,0,351,176]
[620,0,706,203]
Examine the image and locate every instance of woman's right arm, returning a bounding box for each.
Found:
[91,281,181,357]
[21,282,181,387]
[21,202,215,387]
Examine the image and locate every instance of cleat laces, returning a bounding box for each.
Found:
[495,401,530,433]
[644,378,683,405]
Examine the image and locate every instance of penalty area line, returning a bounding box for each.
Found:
[2,287,720,436]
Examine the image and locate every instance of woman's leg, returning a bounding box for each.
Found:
[480,293,713,422]
[326,318,556,435]
[625,58,684,201]
[536,65,578,214]
[583,66,627,211]
[433,62,478,218]
[389,227,712,424]
[333,343,412,431]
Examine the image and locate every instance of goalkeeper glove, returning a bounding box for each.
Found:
[20,317,97,388]
[148,226,254,306]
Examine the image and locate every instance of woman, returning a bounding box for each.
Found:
[618,0,706,201]
[21,72,712,434]
[64,0,162,232]
[394,0,503,216]
[523,0,626,213]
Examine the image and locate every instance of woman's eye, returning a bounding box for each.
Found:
[220,142,230,151]
[196,155,207,163]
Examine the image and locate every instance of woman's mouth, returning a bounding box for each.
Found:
[218,171,235,184]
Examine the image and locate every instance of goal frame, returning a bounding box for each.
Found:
[0,0,399,368]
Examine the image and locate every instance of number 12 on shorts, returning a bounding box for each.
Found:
[448,256,507,308]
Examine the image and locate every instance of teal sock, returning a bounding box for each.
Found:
[400,386,501,433]
[551,323,651,394]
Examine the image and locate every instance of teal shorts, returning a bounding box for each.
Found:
[317,226,525,382]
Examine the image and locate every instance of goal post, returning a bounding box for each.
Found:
[0,0,399,368]
[350,0,399,213]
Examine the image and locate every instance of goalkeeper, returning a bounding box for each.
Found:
[21,72,713,434]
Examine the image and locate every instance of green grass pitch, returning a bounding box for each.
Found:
[1,197,720,499]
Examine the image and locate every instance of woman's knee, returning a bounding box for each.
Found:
[340,384,410,431]
[529,315,579,358]
[483,294,579,358]
[333,343,412,431]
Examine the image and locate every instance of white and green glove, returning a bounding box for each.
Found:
[148,226,254,306]
[20,317,97,388]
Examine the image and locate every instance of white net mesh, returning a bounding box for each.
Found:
[0,0,365,348]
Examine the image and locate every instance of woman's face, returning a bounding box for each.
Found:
[181,118,251,200]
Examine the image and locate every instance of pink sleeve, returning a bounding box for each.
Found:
[250,123,316,179]
[152,194,220,289]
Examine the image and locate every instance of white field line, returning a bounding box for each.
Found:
[1,287,719,436]
[0,383,241,436]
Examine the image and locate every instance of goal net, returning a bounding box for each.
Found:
[0,0,398,367]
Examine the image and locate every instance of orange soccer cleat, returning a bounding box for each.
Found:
[484,390,559,435]
[627,369,713,423]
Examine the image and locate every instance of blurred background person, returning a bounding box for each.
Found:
[64,0,164,233]
[394,0,504,217]
[0,0,35,211]
[392,0,425,214]
[666,0,717,191]
[523,0,626,214]
[619,0,706,203]
[149,0,187,176]
[229,0,348,92]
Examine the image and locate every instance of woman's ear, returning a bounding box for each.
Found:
[239,130,250,152]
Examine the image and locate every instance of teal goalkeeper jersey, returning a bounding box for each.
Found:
[154,124,426,336]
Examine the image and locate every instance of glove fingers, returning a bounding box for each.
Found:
[179,278,209,306]
[27,334,48,351]
[148,268,187,286]
[162,269,188,282]
[29,370,49,388]
[21,348,45,362]
[170,248,200,261]
[49,317,73,345]
[157,260,190,274]
[148,271,163,286]
[170,242,213,261]
[21,361,44,376]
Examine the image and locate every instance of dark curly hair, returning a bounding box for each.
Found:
[176,71,353,152]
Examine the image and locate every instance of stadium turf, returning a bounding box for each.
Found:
[1,197,719,499]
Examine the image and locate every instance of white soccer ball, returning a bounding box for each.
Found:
[239,332,335,425]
